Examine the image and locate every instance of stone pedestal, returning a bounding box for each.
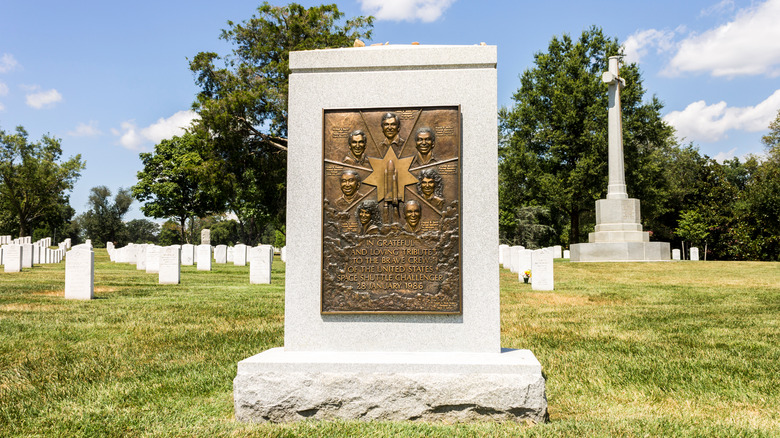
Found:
[235,348,547,423]
[571,198,670,262]
[234,44,545,424]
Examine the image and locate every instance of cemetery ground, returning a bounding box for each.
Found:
[1,251,778,437]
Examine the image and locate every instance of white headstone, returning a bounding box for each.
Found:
[125,243,136,264]
[197,245,211,271]
[249,245,274,284]
[279,246,286,263]
[500,245,511,268]
[498,244,509,265]
[181,244,195,265]
[689,247,699,261]
[21,243,33,268]
[553,245,562,259]
[201,229,211,245]
[136,244,148,271]
[509,246,522,273]
[3,244,22,272]
[227,246,235,262]
[215,245,228,264]
[563,249,570,259]
[33,244,42,264]
[518,249,533,281]
[531,248,554,291]
[64,247,94,300]
[234,244,247,266]
[159,246,181,284]
[672,249,681,260]
[146,245,161,274]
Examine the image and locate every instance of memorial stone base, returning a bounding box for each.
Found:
[234,348,547,423]
[571,198,670,262]
[570,241,670,262]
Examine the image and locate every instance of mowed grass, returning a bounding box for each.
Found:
[0,251,777,437]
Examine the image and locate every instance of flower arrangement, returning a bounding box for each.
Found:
[522,270,531,283]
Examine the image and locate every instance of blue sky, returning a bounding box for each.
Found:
[1,0,779,221]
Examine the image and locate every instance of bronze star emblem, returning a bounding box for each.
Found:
[362,146,418,203]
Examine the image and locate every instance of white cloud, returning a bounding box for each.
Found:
[0,53,19,73]
[712,148,737,163]
[664,89,780,142]
[0,82,8,96]
[25,87,63,109]
[113,110,198,151]
[67,121,102,137]
[700,0,735,17]
[665,0,780,77]
[623,28,677,64]
[358,0,455,22]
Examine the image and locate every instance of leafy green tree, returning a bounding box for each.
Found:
[499,27,676,244]
[157,220,182,247]
[676,209,710,248]
[729,154,780,260]
[761,108,780,150]
[189,2,373,244]
[132,132,220,244]
[79,186,133,247]
[0,126,84,237]
[125,219,160,244]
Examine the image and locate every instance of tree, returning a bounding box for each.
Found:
[0,126,84,237]
[499,27,676,245]
[79,186,133,247]
[189,2,373,244]
[132,132,220,244]
[125,219,160,244]
[761,108,780,150]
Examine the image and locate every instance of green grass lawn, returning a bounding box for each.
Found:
[1,250,778,437]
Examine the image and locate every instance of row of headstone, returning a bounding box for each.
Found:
[2,237,68,272]
[109,241,277,285]
[499,244,564,291]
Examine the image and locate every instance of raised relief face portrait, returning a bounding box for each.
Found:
[356,200,381,235]
[413,127,436,165]
[345,130,367,165]
[381,113,399,140]
[416,168,444,210]
[380,112,405,153]
[403,199,422,233]
[336,169,361,210]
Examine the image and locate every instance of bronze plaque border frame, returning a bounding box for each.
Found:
[320,105,463,315]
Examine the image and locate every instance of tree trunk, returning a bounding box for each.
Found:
[569,206,580,244]
[179,216,187,244]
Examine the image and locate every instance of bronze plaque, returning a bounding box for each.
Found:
[322,106,461,314]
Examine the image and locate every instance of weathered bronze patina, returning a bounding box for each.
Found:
[322,106,461,314]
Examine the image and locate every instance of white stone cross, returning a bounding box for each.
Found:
[602,55,628,200]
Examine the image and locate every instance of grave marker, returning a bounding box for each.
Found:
[197,245,211,271]
[64,246,94,300]
[531,248,554,291]
[249,245,274,284]
[159,246,181,284]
